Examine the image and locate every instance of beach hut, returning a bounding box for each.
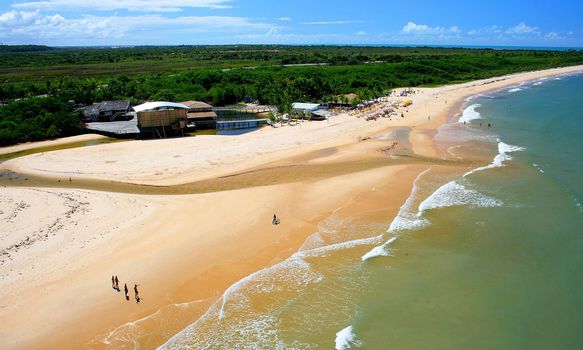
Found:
[292,102,322,119]
[180,101,217,129]
[134,102,190,138]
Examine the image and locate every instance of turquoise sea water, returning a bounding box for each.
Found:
[350,73,583,349]
[159,74,583,349]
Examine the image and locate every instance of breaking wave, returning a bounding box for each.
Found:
[418,180,502,212]
[458,104,482,123]
[362,237,398,261]
[464,141,526,177]
[335,325,362,349]
[387,168,432,233]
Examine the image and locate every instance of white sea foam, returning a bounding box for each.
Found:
[216,233,383,320]
[388,214,428,233]
[418,181,503,212]
[387,168,432,233]
[458,104,482,123]
[300,235,384,258]
[218,253,322,320]
[362,237,398,261]
[335,325,362,350]
[533,82,543,86]
[532,163,545,173]
[508,87,523,93]
[464,141,526,177]
[574,197,583,213]
[498,141,526,154]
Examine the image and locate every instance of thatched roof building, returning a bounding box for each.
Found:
[180,101,217,129]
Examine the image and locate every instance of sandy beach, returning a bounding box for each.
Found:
[1,65,582,349]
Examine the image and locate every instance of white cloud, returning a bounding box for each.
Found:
[506,22,538,34]
[12,0,233,12]
[545,32,562,40]
[278,17,291,21]
[468,25,502,36]
[401,22,460,35]
[0,10,121,39]
[301,20,365,25]
[0,10,276,44]
[354,30,366,36]
[265,27,279,36]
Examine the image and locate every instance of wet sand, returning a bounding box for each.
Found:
[1,65,582,349]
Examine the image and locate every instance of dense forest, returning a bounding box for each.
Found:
[1,45,582,146]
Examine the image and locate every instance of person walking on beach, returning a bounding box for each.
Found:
[112,276,115,289]
[114,276,120,291]
[272,214,280,225]
[124,283,129,299]
[134,284,140,304]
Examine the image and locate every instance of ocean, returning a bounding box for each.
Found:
[150,73,583,349]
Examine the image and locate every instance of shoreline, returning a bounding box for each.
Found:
[1,65,582,349]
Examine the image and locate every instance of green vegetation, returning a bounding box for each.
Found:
[0,97,82,146]
[1,45,582,146]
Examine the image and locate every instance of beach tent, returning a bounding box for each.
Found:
[401,99,413,107]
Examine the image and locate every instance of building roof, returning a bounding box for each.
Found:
[82,103,101,116]
[292,102,321,111]
[82,100,131,116]
[180,101,213,109]
[99,100,131,111]
[133,102,190,113]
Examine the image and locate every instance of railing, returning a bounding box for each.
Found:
[216,119,268,130]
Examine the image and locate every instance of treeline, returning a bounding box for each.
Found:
[2,50,582,107]
[0,97,82,146]
[1,45,583,146]
[0,45,55,53]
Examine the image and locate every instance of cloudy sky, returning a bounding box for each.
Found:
[0,0,582,47]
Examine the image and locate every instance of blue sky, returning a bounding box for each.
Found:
[0,0,582,47]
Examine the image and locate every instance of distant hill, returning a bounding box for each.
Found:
[0,45,55,53]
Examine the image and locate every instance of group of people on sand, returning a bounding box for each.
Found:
[112,275,140,303]
[349,101,401,121]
